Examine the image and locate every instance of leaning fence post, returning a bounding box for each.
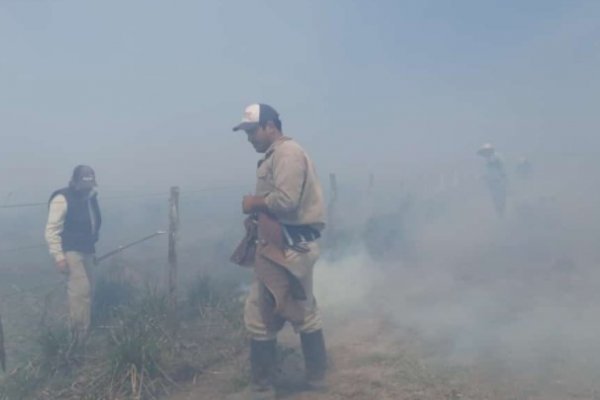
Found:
[168,186,180,315]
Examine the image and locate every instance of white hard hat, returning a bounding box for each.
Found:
[477,143,495,156]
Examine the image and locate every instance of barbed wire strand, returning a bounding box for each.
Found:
[0,184,245,210]
[0,244,47,254]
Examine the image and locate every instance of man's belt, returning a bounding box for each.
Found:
[283,225,321,245]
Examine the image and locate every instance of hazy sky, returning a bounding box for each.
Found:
[1,0,598,198]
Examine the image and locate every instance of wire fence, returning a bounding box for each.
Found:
[0,183,249,369]
[0,173,449,368]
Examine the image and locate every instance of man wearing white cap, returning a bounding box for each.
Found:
[231,104,328,398]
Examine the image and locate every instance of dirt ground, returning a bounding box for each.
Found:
[168,306,600,400]
[168,316,443,400]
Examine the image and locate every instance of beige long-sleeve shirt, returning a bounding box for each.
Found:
[256,137,326,231]
[45,194,68,263]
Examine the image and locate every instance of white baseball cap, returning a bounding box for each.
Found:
[232,103,280,132]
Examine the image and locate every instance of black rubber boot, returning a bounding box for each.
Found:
[249,339,277,399]
[300,330,327,390]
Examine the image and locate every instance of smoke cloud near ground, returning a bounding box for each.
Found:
[2,2,600,397]
[315,155,600,395]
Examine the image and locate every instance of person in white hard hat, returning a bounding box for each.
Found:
[477,143,507,217]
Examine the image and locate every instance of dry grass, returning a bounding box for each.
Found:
[0,273,245,400]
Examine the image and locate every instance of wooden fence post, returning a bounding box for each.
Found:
[327,173,338,244]
[329,173,338,204]
[168,186,180,314]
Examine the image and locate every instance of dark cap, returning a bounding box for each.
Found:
[70,165,97,190]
